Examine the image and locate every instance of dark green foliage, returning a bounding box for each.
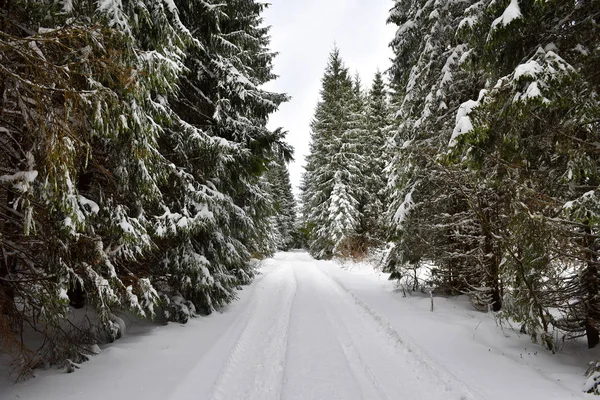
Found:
[301,48,366,259]
[385,0,600,352]
[301,48,392,259]
[384,0,482,298]
[265,159,297,251]
[359,71,392,245]
[0,0,288,375]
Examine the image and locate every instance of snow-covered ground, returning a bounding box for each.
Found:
[1,251,597,399]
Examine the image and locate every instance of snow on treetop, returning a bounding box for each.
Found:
[513,60,544,82]
[448,89,487,148]
[491,0,522,30]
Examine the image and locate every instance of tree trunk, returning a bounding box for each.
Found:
[483,209,502,312]
[583,219,600,348]
[0,189,16,315]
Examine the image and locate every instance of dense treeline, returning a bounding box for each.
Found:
[0,0,295,377]
[301,49,390,259]
[301,0,600,357]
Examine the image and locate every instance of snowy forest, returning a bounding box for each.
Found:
[301,0,600,357]
[2,0,600,394]
[0,0,297,377]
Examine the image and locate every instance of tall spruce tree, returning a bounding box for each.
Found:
[1,0,190,373]
[385,0,600,352]
[265,159,297,251]
[384,0,483,296]
[301,48,363,259]
[363,71,392,242]
[448,0,600,348]
[347,73,372,253]
[153,0,291,315]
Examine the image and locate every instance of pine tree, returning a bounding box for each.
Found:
[346,73,373,253]
[385,0,600,350]
[151,0,290,315]
[1,0,189,372]
[384,0,483,296]
[265,159,297,251]
[448,0,600,348]
[0,0,290,374]
[301,48,363,259]
[363,71,392,242]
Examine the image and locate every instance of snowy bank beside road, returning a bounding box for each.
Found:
[326,256,597,399]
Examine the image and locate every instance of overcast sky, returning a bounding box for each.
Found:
[262,0,396,196]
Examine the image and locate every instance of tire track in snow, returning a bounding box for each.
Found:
[301,266,388,400]
[280,264,365,400]
[210,264,297,400]
[312,264,483,400]
[311,277,396,399]
[168,262,285,400]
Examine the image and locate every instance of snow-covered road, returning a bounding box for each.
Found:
[176,252,472,400]
[2,252,590,399]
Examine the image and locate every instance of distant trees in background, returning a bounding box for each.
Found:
[301,0,600,351]
[0,0,295,377]
[301,49,391,259]
[264,156,298,251]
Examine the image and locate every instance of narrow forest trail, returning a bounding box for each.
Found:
[170,252,477,400]
[2,252,589,400]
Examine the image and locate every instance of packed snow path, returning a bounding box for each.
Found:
[2,252,589,399]
[176,253,474,400]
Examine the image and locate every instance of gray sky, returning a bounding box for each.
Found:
[262,0,396,196]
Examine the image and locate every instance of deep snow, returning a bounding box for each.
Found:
[1,251,596,399]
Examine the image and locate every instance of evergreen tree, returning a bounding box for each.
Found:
[1,0,188,372]
[346,73,372,253]
[153,0,291,315]
[265,159,297,251]
[385,0,600,351]
[301,48,363,259]
[384,0,482,296]
[0,0,290,374]
[449,0,600,348]
[363,71,392,241]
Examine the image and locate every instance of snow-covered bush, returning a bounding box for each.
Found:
[585,361,600,395]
